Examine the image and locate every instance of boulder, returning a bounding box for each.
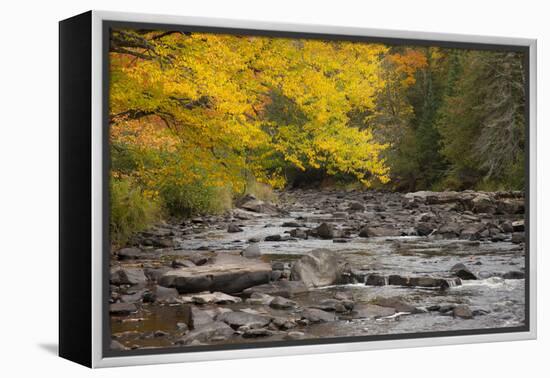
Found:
[265,234,282,241]
[450,263,477,280]
[348,202,365,211]
[242,281,308,298]
[159,255,271,294]
[512,220,525,232]
[246,292,275,305]
[502,271,525,279]
[110,267,147,286]
[180,292,242,305]
[500,221,514,233]
[242,328,274,338]
[241,244,261,258]
[290,249,339,288]
[316,223,334,239]
[416,222,436,236]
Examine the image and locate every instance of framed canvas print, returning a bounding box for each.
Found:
[59,10,537,368]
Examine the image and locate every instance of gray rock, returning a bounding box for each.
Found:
[512,220,525,232]
[110,267,147,286]
[285,331,306,340]
[502,271,525,279]
[450,263,477,280]
[359,226,401,237]
[227,224,243,233]
[265,234,282,241]
[241,244,261,258]
[172,259,196,268]
[242,281,308,298]
[110,340,128,351]
[217,311,271,329]
[160,255,271,294]
[511,232,525,244]
[453,304,473,319]
[109,302,138,315]
[316,223,334,239]
[245,292,274,305]
[269,296,297,310]
[176,321,234,344]
[301,308,336,323]
[117,247,149,260]
[290,249,339,288]
[282,221,301,227]
[242,328,274,338]
[500,221,514,233]
[348,202,365,211]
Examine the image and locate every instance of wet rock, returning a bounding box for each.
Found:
[316,223,334,239]
[227,224,243,233]
[371,297,419,313]
[269,296,297,310]
[110,302,138,316]
[500,221,514,233]
[333,238,351,243]
[289,228,308,239]
[301,308,336,323]
[348,202,365,211]
[110,267,147,286]
[438,304,456,313]
[160,255,271,294]
[416,222,436,236]
[217,311,271,329]
[282,221,301,227]
[512,220,525,232]
[388,275,408,286]
[176,321,234,345]
[435,223,460,238]
[408,276,460,288]
[450,263,477,280]
[242,328,274,338]
[351,304,396,319]
[502,271,525,279]
[243,281,308,298]
[453,304,473,319]
[511,232,525,244]
[290,248,339,288]
[265,234,282,241]
[359,226,401,237]
[241,244,261,258]
[366,274,387,286]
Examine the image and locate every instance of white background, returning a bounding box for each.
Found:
[0,0,546,376]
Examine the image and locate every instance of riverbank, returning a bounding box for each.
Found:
[109,189,526,351]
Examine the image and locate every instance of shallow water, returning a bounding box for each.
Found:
[112,205,525,349]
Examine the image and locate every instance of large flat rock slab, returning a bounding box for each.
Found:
[159,255,272,294]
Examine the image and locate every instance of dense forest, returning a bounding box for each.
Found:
[109,29,526,245]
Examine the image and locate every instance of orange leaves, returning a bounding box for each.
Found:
[387,49,428,87]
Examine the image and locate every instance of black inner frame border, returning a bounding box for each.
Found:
[102,19,531,359]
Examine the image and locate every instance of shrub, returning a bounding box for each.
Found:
[243,178,277,203]
[110,177,161,247]
[159,176,233,217]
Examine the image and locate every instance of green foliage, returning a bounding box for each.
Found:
[110,177,161,247]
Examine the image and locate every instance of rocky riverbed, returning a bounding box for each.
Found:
[109,189,526,351]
